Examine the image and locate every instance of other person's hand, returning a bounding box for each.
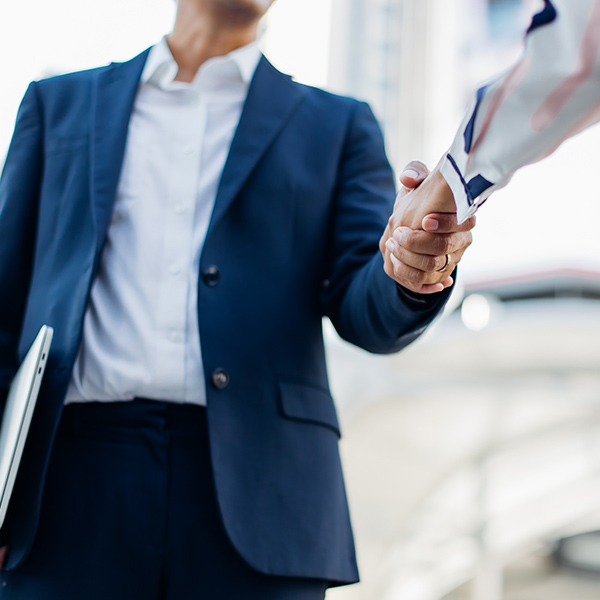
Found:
[380,160,476,294]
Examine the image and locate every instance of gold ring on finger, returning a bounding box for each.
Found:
[436,253,451,272]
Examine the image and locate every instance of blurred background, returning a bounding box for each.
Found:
[2,0,600,598]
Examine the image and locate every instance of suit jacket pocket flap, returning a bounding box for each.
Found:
[278,381,340,437]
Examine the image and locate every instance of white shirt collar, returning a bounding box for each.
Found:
[141,37,261,91]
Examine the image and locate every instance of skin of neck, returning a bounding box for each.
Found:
[167,0,264,82]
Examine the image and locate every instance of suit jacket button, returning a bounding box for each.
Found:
[203,265,220,287]
[212,369,230,390]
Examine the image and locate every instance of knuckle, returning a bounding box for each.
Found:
[465,216,477,229]
[436,236,451,255]
[398,265,414,281]
[402,229,419,248]
[412,269,427,284]
[424,256,438,272]
[452,232,472,253]
[393,262,406,280]
[437,216,457,231]
[423,271,437,284]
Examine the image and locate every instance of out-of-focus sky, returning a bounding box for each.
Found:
[423,0,600,284]
[2,0,600,284]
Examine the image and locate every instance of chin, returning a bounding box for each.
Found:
[217,0,275,19]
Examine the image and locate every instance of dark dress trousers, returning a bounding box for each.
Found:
[0,50,450,584]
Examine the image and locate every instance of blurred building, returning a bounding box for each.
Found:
[327,0,535,170]
[328,0,433,169]
[326,271,600,600]
[324,1,600,599]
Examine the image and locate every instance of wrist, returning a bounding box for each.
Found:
[428,166,456,214]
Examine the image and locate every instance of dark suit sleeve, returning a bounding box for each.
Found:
[0,82,44,403]
[321,101,452,354]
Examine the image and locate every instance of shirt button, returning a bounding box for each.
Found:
[169,331,180,343]
[211,369,230,390]
[202,265,220,287]
[174,204,185,214]
[169,264,181,275]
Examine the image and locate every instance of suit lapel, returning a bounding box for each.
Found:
[91,52,305,248]
[91,49,150,258]
[208,56,306,234]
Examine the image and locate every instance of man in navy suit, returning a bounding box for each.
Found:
[0,0,474,598]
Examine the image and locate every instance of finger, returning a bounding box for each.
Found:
[386,238,456,273]
[393,227,473,257]
[399,161,429,190]
[394,227,470,257]
[403,282,447,294]
[397,271,454,294]
[389,253,452,287]
[422,213,477,234]
[379,222,392,256]
[384,248,436,291]
[424,275,454,292]
[385,252,454,293]
[0,545,7,569]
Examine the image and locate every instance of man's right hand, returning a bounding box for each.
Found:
[379,160,476,294]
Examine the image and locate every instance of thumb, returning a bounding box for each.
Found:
[399,161,429,189]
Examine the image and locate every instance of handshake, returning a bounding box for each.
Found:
[380,159,477,294]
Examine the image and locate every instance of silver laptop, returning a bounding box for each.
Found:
[0,325,53,527]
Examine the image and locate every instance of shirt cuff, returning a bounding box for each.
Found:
[440,155,477,225]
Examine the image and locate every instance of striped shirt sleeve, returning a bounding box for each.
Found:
[442,0,600,223]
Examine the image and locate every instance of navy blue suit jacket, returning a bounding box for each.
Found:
[0,50,450,582]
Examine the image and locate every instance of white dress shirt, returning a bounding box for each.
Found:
[66,39,261,405]
[442,0,600,223]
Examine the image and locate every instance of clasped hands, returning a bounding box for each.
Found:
[380,160,476,294]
